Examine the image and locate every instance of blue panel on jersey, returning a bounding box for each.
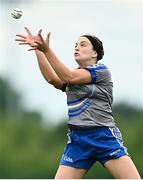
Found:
[84,68,96,83]
[84,64,107,84]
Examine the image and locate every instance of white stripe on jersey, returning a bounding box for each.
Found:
[68,98,88,110]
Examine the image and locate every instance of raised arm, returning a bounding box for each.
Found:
[15,27,65,90]
[35,50,65,89]
[42,48,91,84]
[30,30,92,84]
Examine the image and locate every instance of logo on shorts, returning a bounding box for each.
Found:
[62,155,73,163]
[110,149,121,156]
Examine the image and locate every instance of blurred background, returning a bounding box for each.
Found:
[0,0,143,178]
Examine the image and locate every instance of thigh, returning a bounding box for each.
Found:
[54,165,86,179]
[104,155,141,179]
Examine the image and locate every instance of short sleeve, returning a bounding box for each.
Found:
[84,64,110,84]
[84,66,97,83]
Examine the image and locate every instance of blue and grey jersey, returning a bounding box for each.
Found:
[64,63,115,128]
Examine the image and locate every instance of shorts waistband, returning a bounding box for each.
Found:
[68,124,106,131]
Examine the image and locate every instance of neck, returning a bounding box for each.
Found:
[77,59,98,68]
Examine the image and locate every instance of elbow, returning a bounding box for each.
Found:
[46,78,65,90]
[46,78,56,85]
[64,79,72,84]
[61,78,71,84]
[46,78,59,88]
[42,75,54,84]
[46,78,64,87]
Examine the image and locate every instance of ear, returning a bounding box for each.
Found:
[92,50,97,58]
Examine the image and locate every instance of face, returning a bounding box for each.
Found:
[74,36,97,65]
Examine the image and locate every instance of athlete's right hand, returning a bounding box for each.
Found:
[15,27,42,51]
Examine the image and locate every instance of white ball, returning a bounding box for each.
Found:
[11,8,23,19]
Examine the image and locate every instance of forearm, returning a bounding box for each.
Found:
[44,48,73,82]
[35,50,64,89]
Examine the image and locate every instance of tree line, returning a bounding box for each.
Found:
[0,77,142,178]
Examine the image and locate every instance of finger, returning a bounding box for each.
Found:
[16,34,26,38]
[38,29,42,35]
[19,42,29,45]
[15,38,26,42]
[29,43,38,47]
[46,32,51,42]
[37,31,44,41]
[47,32,51,39]
[34,40,41,45]
[24,27,32,35]
[28,47,37,51]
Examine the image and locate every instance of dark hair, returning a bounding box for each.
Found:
[81,34,104,60]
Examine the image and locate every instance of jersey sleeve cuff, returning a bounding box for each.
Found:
[84,67,96,84]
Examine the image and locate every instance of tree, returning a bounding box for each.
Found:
[0,77,22,118]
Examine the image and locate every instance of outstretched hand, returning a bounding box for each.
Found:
[32,30,51,52]
[15,27,51,52]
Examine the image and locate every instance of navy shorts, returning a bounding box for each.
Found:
[60,126,128,170]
